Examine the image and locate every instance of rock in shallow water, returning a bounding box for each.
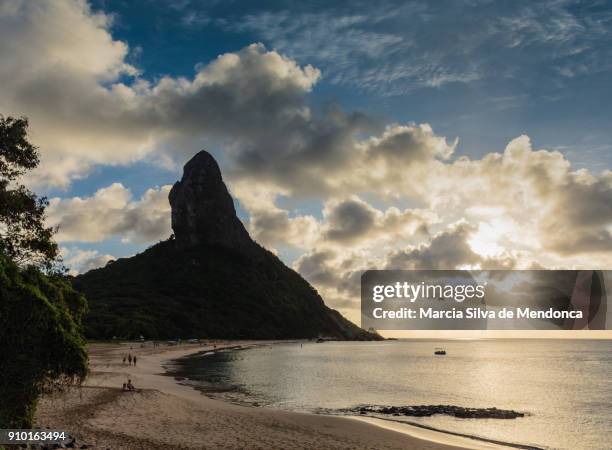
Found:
[352,404,525,419]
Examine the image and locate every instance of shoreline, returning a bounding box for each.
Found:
[169,341,540,450]
[348,417,541,450]
[35,340,525,449]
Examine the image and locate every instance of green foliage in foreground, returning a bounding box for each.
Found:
[0,249,88,428]
[77,239,377,341]
[0,116,59,270]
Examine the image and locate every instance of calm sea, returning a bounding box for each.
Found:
[171,340,612,450]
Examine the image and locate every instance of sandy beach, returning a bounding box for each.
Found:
[35,341,510,449]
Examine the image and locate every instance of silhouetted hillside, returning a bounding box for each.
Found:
[75,151,379,341]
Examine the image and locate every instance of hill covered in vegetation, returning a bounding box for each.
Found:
[75,151,377,341]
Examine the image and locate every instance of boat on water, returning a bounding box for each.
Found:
[434,347,446,355]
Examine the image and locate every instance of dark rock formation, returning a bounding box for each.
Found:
[349,404,525,419]
[169,151,252,250]
[76,150,380,341]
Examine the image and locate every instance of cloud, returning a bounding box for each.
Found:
[323,197,377,242]
[0,0,322,188]
[224,5,478,94]
[249,209,319,251]
[224,1,612,93]
[229,121,457,200]
[539,170,612,254]
[47,183,172,244]
[293,248,366,313]
[425,136,612,261]
[293,249,340,288]
[267,134,611,319]
[292,220,516,321]
[234,131,611,320]
[0,0,141,186]
[0,1,453,200]
[60,246,115,275]
[322,196,431,244]
[384,222,515,270]
[365,124,456,163]
[229,182,320,250]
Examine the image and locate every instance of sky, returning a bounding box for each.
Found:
[1,0,611,325]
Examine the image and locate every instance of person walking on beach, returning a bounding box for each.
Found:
[133,355,137,366]
[128,354,132,365]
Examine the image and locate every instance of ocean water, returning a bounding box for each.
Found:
[171,340,612,450]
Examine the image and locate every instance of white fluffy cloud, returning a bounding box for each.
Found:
[0,0,321,188]
[225,125,611,323]
[282,135,612,320]
[426,136,612,263]
[229,182,320,251]
[60,246,115,275]
[47,183,172,244]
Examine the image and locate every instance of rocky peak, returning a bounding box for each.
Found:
[169,150,252,249]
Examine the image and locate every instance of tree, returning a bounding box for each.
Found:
[0,115,58,269]
[0,250,88,428]
[0,115,88,428]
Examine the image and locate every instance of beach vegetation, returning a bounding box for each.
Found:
[0,115,58,270]
[0,115,88,428]
[0,250,88,427]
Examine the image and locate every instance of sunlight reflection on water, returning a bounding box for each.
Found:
[174,340,612,450]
